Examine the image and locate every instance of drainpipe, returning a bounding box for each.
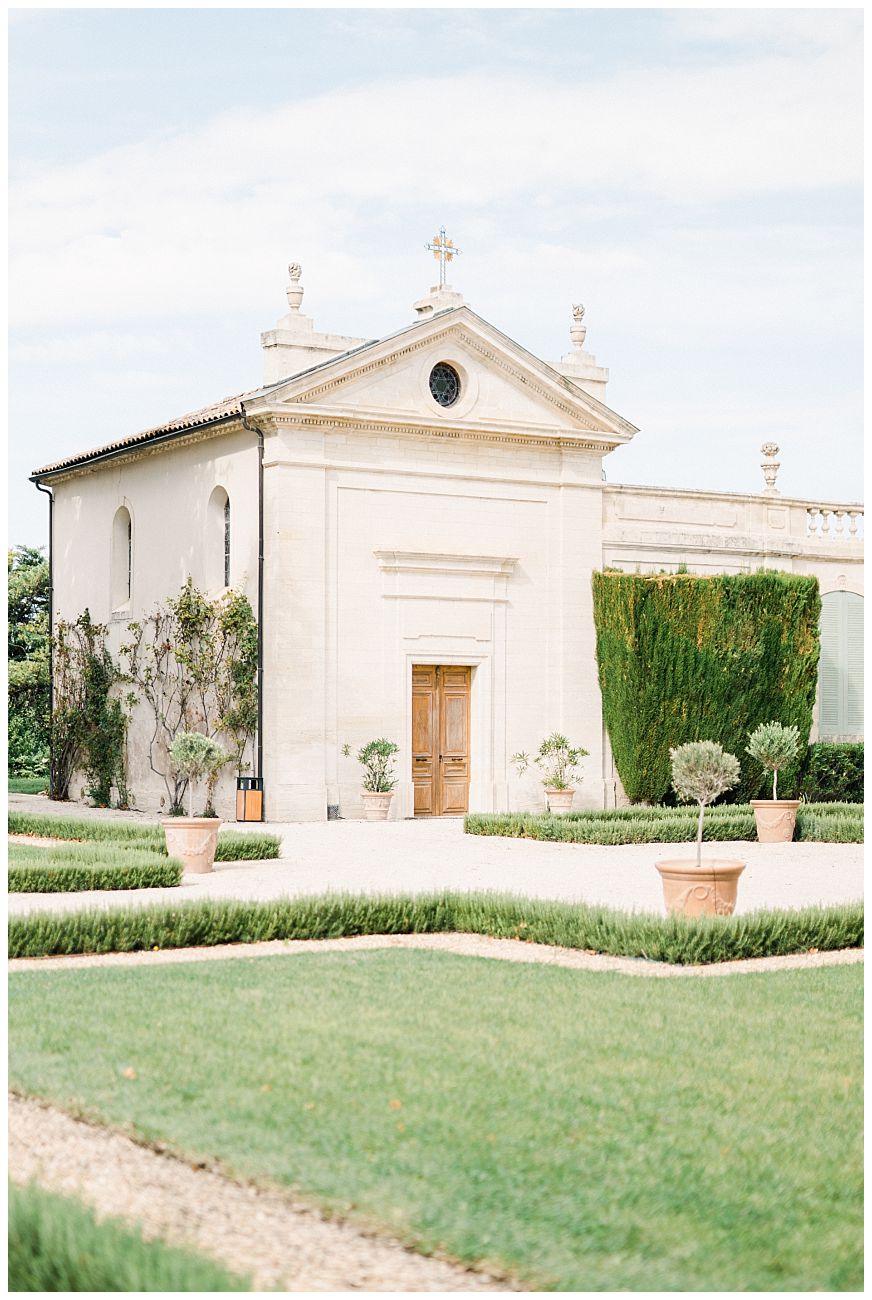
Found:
[34,480,54,780]
[240,411,265,795]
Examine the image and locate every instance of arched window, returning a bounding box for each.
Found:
[819,591,863,738]
[111,505,132,609]
[207,487,230,589]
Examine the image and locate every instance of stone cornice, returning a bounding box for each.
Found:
[604,481,864,511]
[260,409,620,454]
[603,528,863,563]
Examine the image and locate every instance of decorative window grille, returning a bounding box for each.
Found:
[429,362,461,408]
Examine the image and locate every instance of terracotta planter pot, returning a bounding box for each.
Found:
[162,817,221,874]
[750,799,801,843]
[544,787,575,813]
[655,859,745,917]
[361,791,394,822]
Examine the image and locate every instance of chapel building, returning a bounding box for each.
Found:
[32,256,864,821]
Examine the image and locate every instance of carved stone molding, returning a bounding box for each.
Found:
[375,551,518,578]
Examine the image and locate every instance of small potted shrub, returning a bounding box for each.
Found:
[162,732,226,873]
[656,740,744,916]
[512,733,589,812]
[747,721,802,843]
[345,739,400,821]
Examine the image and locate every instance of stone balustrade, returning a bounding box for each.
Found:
[806,505,864,539]
[601,483,864,577]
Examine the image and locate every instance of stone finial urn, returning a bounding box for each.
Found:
[162,817,221,873]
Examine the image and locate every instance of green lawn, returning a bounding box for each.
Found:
[9,1180,249,1291]
[9,777,48,794]
[9,951,862,1291]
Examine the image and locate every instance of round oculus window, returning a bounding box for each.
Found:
[429,362,461,408]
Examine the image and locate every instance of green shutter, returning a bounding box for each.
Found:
[844,594,864,734]
[819,592,864,738]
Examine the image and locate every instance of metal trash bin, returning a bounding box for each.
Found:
[236,776,264,822]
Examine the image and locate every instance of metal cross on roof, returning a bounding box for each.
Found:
[425,226,461,288]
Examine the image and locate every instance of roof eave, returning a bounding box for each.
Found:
[30,410,245,482]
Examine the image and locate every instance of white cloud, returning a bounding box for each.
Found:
[668,8,862,54]
[9,37,861,328]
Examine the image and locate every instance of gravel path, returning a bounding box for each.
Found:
[7,796,863,919]
[9,1094,515,1292]
[8,932,864,978]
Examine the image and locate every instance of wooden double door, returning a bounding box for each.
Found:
[412,666,471,816]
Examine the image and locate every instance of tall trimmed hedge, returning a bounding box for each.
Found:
[592,571,821,804]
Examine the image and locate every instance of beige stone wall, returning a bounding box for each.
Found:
[261,422,609,821]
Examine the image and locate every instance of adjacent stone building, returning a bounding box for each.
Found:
[32,260,864,820]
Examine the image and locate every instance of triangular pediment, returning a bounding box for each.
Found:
[246,308,638,447]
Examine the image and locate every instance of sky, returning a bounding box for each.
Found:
[9,6,863,546]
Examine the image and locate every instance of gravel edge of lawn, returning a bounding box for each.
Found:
[8,1093,517,1293]
[7,931,865,976]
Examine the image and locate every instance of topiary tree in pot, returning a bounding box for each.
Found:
[343,739,400,821]
[655,740,744,917]
[162,732,227,873]
[746,721,802,843]
[512,733,589,812]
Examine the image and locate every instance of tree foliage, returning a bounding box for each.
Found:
[121,579,258,813]
[8,546,50,776]
[670,740,741,866]
[512,733,589,790]
[746,721,802,800]
[170,732,227,817]
[592,571,821,804]
[346,738,400,792]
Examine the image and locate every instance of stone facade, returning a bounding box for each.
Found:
[33,270,864,821]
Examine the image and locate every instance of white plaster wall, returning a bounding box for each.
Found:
[50,425,259,817]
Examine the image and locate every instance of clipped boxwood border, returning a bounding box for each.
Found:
[7,812,281,862]
[8,892,863,965]
[464,803,863,845]
[9,855,183,893]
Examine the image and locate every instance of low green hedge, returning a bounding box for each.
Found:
[7,812,281,861]
[216,832,281,862]
[7,891,863,966]
[8,843,183,893]
[8,1181,249,1292]
[800,742,864,803]
[465,802,863,844]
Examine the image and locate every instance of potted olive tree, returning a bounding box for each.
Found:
[747,721,802,843]
[512,733,589,812]
[162,732,226,873]
[656,740,744,917]
[344,739,400,821]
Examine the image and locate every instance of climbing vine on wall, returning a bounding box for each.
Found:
[591,570,821,804]
[121,580,258,813]
[50,612,129,804]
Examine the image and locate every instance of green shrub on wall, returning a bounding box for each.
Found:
[800,742,864,804]
[592,571,821,804]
